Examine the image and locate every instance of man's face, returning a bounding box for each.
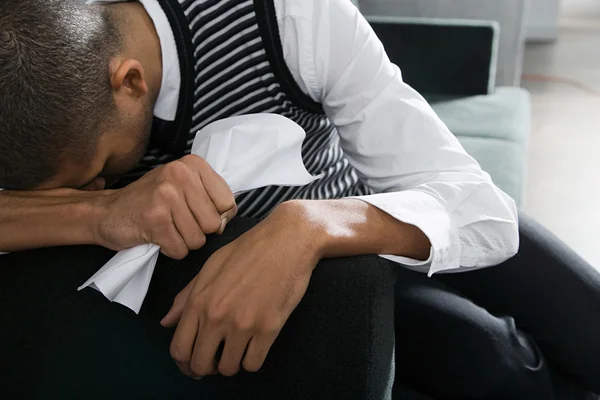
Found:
[36,37,161,191]
[38,103,154,191]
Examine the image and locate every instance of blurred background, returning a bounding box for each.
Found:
[523,0,600,269]
[356,0,600,269]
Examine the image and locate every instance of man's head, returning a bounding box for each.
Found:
[0,0,160,190]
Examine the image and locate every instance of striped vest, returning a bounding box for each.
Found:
[129,0,372,218]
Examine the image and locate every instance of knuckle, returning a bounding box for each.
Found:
[156,182,180,202]
[206,303,227,324]
[182,154,208,170]
[202,215,223,234]
[143,206,170,225]
[234,316,255,333]
[170,344,189,364]
[229,201,239,217]
[189,361,214,377]
[259,319,281,336]
[163,160,191,181]
[189,364,207,378]
[218,363,240,377]
[164,240,189,260]
[217,197,237,216]
[190,234,207,250]
[190,293,208,311]
[243,357,262,373]
[180,154,199,163]
[172,293,186,309]
[170,247,189,260]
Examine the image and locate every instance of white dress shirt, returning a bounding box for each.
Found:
[54,0,521,275]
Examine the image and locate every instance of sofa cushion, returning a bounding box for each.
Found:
[430,87,531,205]
[431,87,531,144]
[456,136,526,205]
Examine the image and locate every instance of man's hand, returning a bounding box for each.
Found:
[160,202,323,378]
[158,198,430,379]
[93,155,237,259]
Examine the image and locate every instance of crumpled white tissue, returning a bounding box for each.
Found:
[78,113,317,313]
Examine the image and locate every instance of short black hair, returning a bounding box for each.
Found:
[0,0,122,189]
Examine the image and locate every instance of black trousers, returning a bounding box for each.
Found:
[393,214,600,400]
[1,215,599,399]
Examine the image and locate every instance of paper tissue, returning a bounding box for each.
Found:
[78,113,317,313]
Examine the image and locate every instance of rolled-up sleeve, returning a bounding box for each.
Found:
[276,0,519,275]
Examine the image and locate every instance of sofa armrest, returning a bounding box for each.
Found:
[367,17,499,97]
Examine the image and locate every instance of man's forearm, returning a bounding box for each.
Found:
[279,199,431,261]
[0,190,105,252]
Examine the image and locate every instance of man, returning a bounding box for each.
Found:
[0,0,598,399]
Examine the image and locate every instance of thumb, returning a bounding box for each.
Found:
[161,276,197,327]
[217,204,238,235]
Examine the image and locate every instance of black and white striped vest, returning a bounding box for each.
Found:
[131,0,372,218]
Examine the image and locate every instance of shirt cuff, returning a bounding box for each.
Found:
[351,191,461,276]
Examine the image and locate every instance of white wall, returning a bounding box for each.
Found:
[526,0,561,41]
[561,0,600,17]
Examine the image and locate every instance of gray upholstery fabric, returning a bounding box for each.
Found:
[431,88,530,145]
[431,87,531,205]
[358,0,529,87]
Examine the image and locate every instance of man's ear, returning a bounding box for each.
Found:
[109,58,148,98]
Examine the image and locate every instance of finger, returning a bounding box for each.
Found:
[182,175,223,234]
[217,328,253,377]
[148,207,188,259]
[81,177,106,191]
[185,156,236,215]
[155,222,189,260]
[171,200,207,251]
[161,276,198,328]
[170,309,200,377]
[217,214,228,235]
[189,324,225,377]
[217,204,238,235]
[242,330,280,373]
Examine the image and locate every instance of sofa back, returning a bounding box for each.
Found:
[358,0,529,87]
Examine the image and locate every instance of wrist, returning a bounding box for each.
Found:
[270,200,332,262]
[85,190,114,247]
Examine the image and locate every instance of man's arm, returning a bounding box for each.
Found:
[287,199,431,261]
[0,189,103,252]
[277,0,519,274]
[0,156,237,258]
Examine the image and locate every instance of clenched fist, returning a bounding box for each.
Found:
[93,155,237,259]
